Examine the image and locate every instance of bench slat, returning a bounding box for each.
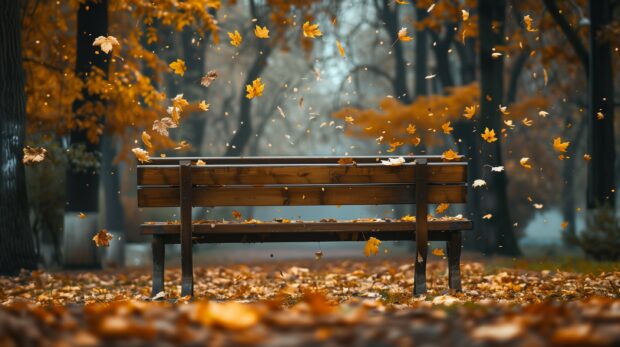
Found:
[137,163,467,186]
[137,184,466,207]
[140,220,472,234]
[143,155,464,165]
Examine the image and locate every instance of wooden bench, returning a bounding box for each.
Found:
[137,156,472,297]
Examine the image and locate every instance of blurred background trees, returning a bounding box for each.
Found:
[1,0,618,271]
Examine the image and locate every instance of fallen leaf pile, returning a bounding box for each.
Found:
[0,259,619,346]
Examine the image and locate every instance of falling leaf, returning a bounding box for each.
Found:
[397,27,412,42]
[435,203,449,214]
[344,116,354,124]
[596,112,604,120]
[520,157,532,169]
[543,68,548,86]
[441,121,453,134]
[387,141,404,153]
[499,105,510,115]
[199,100,210,111]
[560,221,569,230]
[169,59,186,76]
[464,105,476,119]
[141,131,152,149]
[92,35,119,54]
[534,203,543,209]
[583,154,592,161]
[336,40,345,57]
[277,106,286,118]
[314,251,323,260]
[92,229,113,247]
[152,117,177,137]
[538,110,549,117]
[491,52,503,58]
[364,237,381,256]
[462,9,470,21]
[381,157,406,166]
[254,25,269,38]
[427,3,435,12]
[491,166,505,172]
[482,214,493,220]
[406,124,416,134]
[432,248,445,257]
[524,15,538,32]
[22,146,47,165]
[132,148,150,163]
[228,30,242,47]
[504,120,515,129]
[302,21,322,38]
[338,158,356,165]
[196,160,206,166]
[232,210,243,220]
[395,0,409,4]
[78,212,86,219]
[442,149,459,161]
[174,141,190,151]
[553,137,570,153]
[200,70,218,87]
[522,118,533,126]
[481,128,498,143]
[246,78,265,99]
[425,74,436,79]
[472,179,487,188]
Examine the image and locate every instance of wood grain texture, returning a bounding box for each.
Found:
[140,220,473,235]
[143,155,464,165]
[138,184,466,207]
[138,162,467,186]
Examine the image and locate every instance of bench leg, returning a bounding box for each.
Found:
[447,230,462,292]
[152,235,165,296]
[413,238,428,296]
[179,160,194,298]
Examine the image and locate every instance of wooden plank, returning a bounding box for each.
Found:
[151,235,165,296]
[143,155,464,165]
[414,158,429,296]
[138,184,467,207]
[140,229,463,243]
[179,160,193,297]
[447,230,463,291]
[140,220,473,235]
[138,162,467,186]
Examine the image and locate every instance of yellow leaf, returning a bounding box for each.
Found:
[435,203,449,214]
[442,149,459,161]
[92,229,113,247]
[463,105,476,119]
[78,212,86,219]
[228,30,242,47]
[482,214,493,219]
[245,78,265,99]
[364,237,381,256]
[387,141,404,153]
[499,104,510,115]
[92,35,120,54]
[196,160,206,166]
[336,40,345,57]
[553,137,570,153]
[522,118,533,126]
[462,9,470,21]
[524,15,538,32]
[441,121,453,134]
[583,153,592,161]
[432,248,445,257]
[141,131,152,149]
[398,27,412,42]
[169,59,186,77]
[406,124,416,134]
[597,112,604,120]
[199,100,210,111]
[401,215,416,222]
[302,21,322,38]
[152,117,177,137]
[338,157,356,165]
[560,221,569,230]
[520,157,532,169]
[196,301,259,330]
[344,116,354,124]
[22,146,47,165]
[132,147,150,163]
[481,127,497,143]
[395,0,409,4]
[254,25,269,38]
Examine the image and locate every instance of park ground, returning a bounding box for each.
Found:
[1,256,619,346]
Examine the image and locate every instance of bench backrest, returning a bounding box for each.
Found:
[137,156,467,208]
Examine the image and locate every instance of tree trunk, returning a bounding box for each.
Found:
[587,0,615,210]
[381,0,410,103]
[225,45,272,156]
[63,0,109,268]
[476,0,520,256]
[413,4,428,97]
[0,1,38,275]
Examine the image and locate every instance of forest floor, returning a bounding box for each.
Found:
[1,258,619,346]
